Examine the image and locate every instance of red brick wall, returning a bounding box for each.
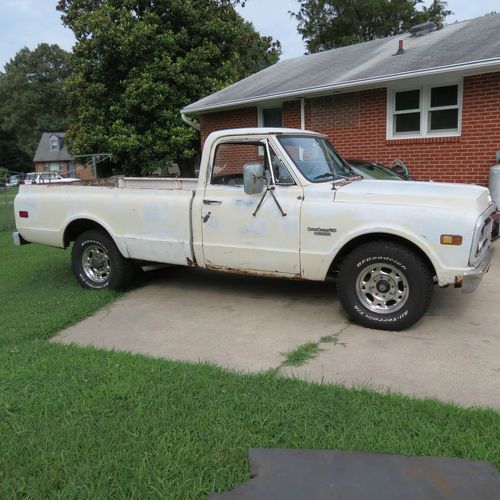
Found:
[200,107,258,146]
[199,72,500,185]
[75,164,95,180]
[34,161,95,180]
[283,101,301,129]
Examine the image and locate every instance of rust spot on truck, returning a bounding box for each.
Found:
[44,179,120,188]
[454,275,463,288]
[206,262,303,280]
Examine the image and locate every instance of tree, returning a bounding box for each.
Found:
[57,0,281,176]
[0,130,32,173]
[291,0,451,53]
[0,44,72,157]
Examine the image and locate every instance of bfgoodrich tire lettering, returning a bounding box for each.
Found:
[337,241,433,331]
[71,229,135,290]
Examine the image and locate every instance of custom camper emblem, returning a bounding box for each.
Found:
[307,227,337,236]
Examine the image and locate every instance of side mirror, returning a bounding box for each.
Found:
[243,163,265,195]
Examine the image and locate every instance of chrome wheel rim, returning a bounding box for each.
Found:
[355,262,409,314]
[82,244,111,284]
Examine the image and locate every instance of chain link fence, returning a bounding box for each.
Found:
[1,187,17,233]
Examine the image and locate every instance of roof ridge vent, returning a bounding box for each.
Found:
[410,21,436,37]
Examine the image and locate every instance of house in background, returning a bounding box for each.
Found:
[183,14,500,185]
[33,132,94,180]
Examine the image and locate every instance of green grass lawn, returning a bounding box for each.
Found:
[0,187,18,231]
[0,230,499,498]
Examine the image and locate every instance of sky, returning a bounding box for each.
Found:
[0,0,499,70]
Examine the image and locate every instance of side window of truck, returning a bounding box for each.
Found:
[211,142,294,186]
[212,142,263,186]
[269,147,294,185]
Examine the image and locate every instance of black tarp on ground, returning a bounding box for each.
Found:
[211,448,500,499]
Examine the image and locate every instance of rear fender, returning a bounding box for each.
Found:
[63,215,130,258]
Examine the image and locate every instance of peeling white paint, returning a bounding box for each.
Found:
[239,219,267,237]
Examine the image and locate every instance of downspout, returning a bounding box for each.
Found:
[181,112,200,131]
[300,98,305,130]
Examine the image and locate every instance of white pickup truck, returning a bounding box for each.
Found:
[13,128,496,330]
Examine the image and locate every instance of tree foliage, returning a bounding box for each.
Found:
[57,0,281,176]
[0,130,32,173]
[0,44,72,158]
[291,0,452,53]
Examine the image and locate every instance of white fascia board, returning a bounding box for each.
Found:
[181,58,500,115]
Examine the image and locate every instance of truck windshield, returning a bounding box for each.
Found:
[277,135,354,182]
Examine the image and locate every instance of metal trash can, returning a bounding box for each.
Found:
[490,157,500,240]
[490,163,500,208]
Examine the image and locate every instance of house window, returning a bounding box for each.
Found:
[394,89,421,134]
[388,82,461,139]
[258,106,283,127]
[50,138,59,151]
[428,85,459,132]
[45,162,62,172]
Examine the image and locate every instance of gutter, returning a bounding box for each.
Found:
[182,57,500,114]
[300,98,305,129]
[181,112,200,131]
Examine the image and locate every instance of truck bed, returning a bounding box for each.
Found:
[14,179,197,266]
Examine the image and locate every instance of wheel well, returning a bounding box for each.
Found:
[63,219,110,247]
[329,233,436,277]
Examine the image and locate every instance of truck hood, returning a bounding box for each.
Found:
[332,180,492,213]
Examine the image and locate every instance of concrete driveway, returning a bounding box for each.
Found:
[53,249,500,409]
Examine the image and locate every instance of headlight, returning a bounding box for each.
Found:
[469,207,495,267]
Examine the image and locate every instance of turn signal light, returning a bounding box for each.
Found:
[19,211,29,218]
[440,234,462,245]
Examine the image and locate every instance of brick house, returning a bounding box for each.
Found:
[182,14,500,185]
[33,132,94,180]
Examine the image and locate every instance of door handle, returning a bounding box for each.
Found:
[203,199,222,205]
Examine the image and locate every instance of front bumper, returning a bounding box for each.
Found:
[461,246,494,293]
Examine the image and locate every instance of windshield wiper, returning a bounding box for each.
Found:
[331,174,357,190]
[313,172,336,180]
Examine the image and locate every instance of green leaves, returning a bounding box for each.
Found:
[57,0,281,176]
[0,44,72,159]
[0,130,32,173]
[291,0,452,53]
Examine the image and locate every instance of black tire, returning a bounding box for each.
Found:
[71,229,136,290]
[337,240,433,331]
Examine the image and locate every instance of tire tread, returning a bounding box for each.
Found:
[337,240,433,331]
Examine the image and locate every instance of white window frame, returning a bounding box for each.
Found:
[387,80,463,139]
[50,138,59,151]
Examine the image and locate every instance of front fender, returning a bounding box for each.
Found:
[301,223,471,282]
